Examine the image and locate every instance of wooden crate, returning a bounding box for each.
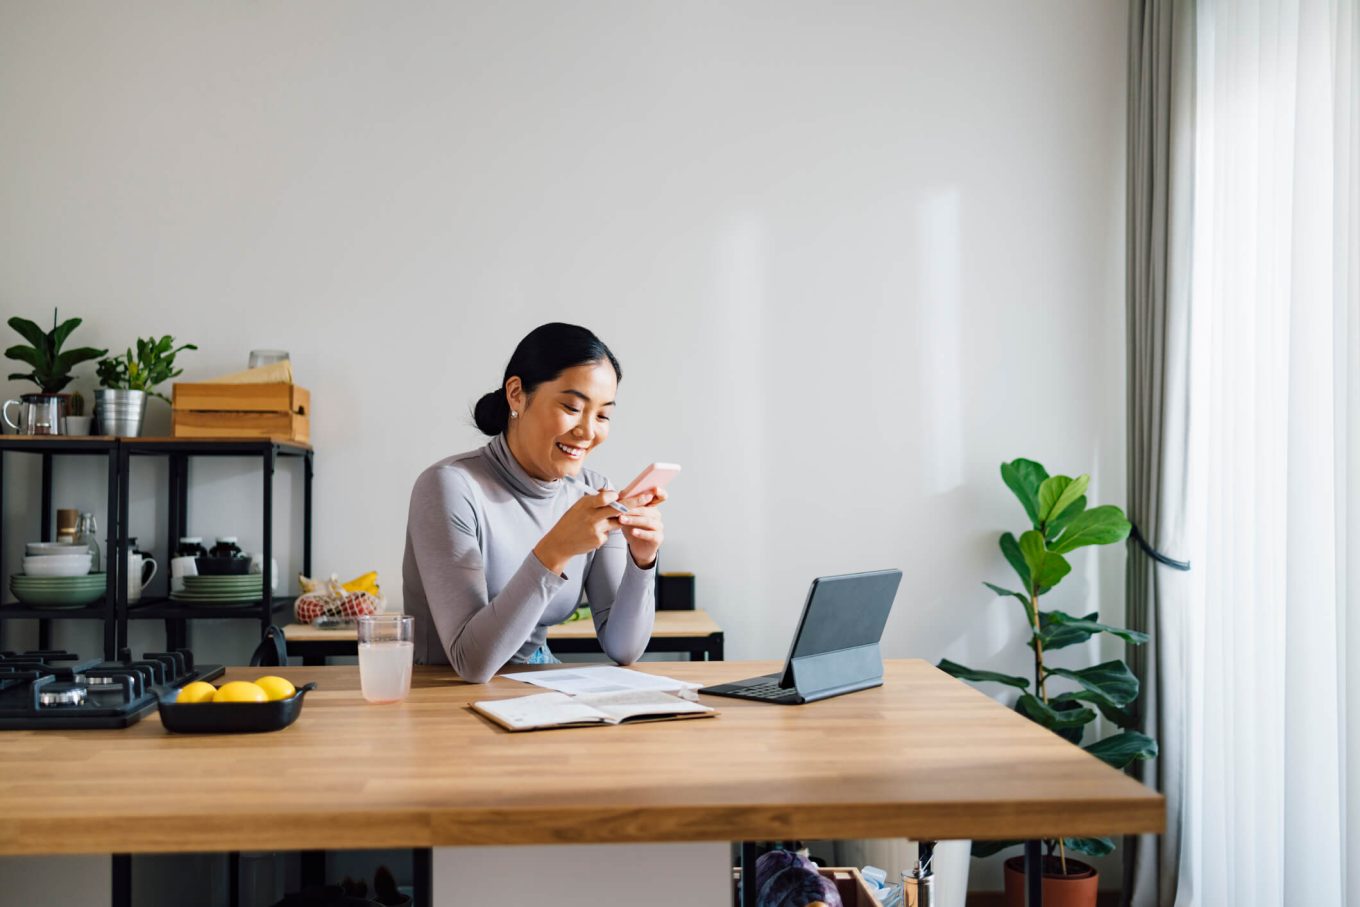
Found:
[172,383,310,443]
[733,866,879,907]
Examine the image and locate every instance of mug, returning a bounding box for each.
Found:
[127,552,158,603]
[3,394,62,435]
[170,555,198,593]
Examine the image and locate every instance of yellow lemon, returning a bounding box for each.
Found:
[177,681,218,704]
[253,676,296,701]
[213,681,268,703]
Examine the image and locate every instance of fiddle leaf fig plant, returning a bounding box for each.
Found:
[5,311,107,393]
[938,458,1157,869]
[96,335,197,403]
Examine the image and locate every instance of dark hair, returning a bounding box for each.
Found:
[473,323,623,436]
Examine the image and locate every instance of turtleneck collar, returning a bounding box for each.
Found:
[484,433,562,500]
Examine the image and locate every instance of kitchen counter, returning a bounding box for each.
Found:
[0,659,1163,856]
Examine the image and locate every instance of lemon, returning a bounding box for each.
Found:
[177,681,218,704]
[253,675,296,701]
[213,681,268,703]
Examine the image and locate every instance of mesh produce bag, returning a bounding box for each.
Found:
[294,574,384,624]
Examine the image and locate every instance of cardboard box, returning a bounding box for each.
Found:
[172,382,310,443]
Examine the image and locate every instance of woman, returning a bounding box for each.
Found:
[402,323,666,682]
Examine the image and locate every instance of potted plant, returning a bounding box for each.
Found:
[938,458,1157,907]
[64,391,92,435]
[95,335,197,437]
[3,312,106,435]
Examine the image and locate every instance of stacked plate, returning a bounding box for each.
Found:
[10,573,107,609]
[169,573,264,606]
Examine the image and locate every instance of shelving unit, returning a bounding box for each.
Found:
[0,435,313,660]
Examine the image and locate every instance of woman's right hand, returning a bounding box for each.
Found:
[533,491,622,576]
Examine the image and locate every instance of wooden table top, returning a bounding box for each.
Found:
[281,610,723,644]
[0,660,1163,856]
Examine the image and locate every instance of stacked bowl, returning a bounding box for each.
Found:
[10,543,105,608]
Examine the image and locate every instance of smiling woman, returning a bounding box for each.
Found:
[402,323,665,681]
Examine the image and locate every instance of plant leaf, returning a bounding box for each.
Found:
[1001,459,1049,528]
[49,317,82,353]
[1065,836,1116,857]
[971,839,1023,858]
[54,345,108,372]
[1018,530,1071,591]
[4,345,43,369]
[1039,474,1089,525]
[1040,611,1149,648]
[1045,495,1087,541]
[6,317,47,350]
[1084,730,1158,770]
[1050,505,1132,554]
[1054,691,1141,730]
[937,659,1029,690]
[1017,693,1095,731]
[1045,660,1140,708]
[999,532,1031,589]
[983,581,1030,611]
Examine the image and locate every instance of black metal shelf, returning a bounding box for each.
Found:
[0,434,313,659]
[128,596,296,620]
[0,604,111,619]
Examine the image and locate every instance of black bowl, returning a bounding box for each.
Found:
[194,556,252,576]
[159,682,316,734]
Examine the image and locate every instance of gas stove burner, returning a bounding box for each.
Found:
[0,647,223,730]
[38,684,88,707]
[75,674,122,686]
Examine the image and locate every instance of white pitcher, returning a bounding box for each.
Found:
[127,552,158,603]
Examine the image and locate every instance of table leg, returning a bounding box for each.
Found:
[111,854,131,907]
[740,841,758,906]
[301,850,326,890]
[413,847,432,907]
[228,851,240,907]
[1025,839,1043,907]
[710,633,724,661]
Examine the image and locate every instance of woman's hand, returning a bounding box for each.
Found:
[617,486,667,568]
[533,491,623,576]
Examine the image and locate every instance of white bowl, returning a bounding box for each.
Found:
[25,541,80,557]
[22,554,92,577]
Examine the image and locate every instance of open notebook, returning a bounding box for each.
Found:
[471,689,717,732]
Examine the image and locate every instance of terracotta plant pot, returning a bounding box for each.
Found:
[1002,855,1098,907]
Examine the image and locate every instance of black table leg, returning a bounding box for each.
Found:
[228,851,240,907]
[740,841,758,906]
[1025,839,1043,907]
[301,850,326,890]
[413,847,432,907]
[112,854,132,907]
[710,633,724,661]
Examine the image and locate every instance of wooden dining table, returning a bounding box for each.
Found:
[0,659,1163,906]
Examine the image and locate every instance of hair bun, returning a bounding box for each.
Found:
[473,388,511,436]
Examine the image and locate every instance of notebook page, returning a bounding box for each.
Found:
[473,692,610,730]
[573,690,715,722]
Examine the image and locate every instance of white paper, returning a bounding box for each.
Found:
[501,665,702,695]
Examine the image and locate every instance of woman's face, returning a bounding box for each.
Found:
[505,360,617,481]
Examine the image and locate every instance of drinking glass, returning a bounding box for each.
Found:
[248,349,290,369]
[357,615,414,703]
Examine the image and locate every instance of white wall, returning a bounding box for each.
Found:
[0,0,1128,894]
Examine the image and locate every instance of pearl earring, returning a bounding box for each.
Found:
[510,411,518,418]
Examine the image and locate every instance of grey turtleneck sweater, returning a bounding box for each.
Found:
[402,434,656,682]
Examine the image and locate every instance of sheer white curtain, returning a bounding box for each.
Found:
[1184,0,1359,905]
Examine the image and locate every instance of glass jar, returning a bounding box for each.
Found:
[210,536,244,559]
[75,513,101,573]
[176,537,208,559]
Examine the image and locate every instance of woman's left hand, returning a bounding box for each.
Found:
[617,487,667,568]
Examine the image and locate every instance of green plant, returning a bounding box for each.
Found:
[4,311,107,394]
[938,458,1157,870]
[96,336,198,403]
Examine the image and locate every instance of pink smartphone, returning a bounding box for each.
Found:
[617,462,682,502]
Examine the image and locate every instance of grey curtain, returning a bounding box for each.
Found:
[1124,1,1195,906]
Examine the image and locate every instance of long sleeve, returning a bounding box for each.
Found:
[584,528,657,665]
[407,467,567,682]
